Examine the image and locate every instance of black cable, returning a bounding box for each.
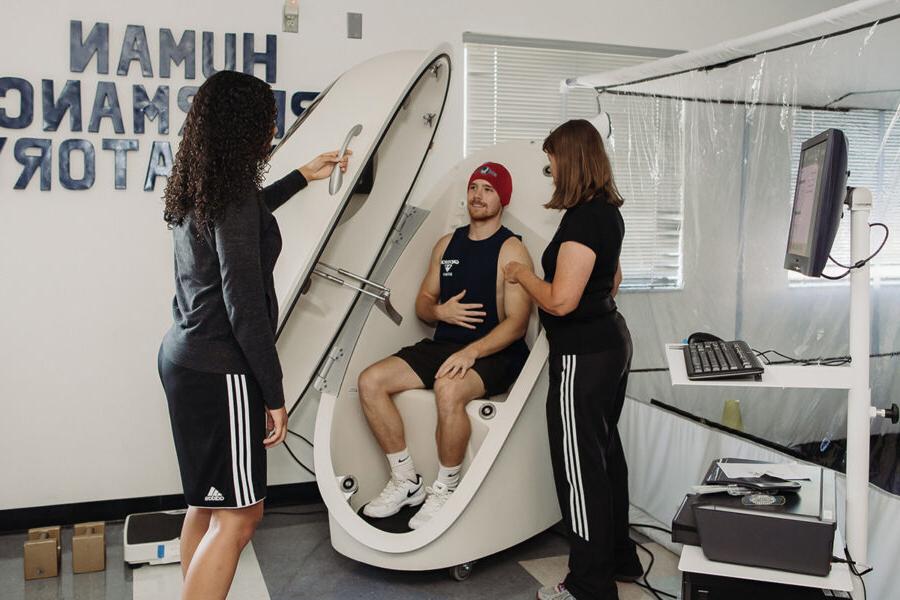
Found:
[829,223,889,269]
[753,348,852,367]
[628,523,677,599]
[282,438,316,477]
[632,540,677,600]
[832,555,874,576]
[843,545,871,600]
[547,523,674,597]
[633,580,675,599]
[823,222,889,280]
[288,428,314,447]
[629,522,673,535]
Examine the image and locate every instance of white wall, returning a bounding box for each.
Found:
[0,0,849,510]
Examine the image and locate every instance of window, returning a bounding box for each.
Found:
[789,108,900,281]
[464,35,685,289]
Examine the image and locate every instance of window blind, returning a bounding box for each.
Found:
[465,40,686,289]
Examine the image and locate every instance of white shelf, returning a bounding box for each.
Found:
[679,529,853,592]
[665,344,853,390]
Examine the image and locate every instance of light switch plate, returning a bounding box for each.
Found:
[347,12,362,39]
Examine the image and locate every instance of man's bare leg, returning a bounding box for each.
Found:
[433,371,485,467]
[407,370,486,529]
[359,357,428,518]
[358,357,425,454]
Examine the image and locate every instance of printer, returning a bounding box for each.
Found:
[673,459,837,577]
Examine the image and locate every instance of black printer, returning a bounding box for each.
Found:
[673,458,837,577]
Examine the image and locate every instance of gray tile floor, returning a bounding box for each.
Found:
[1,522,133,600]
[1,505,680,599]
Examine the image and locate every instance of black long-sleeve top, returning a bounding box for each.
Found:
[161,170,307,409]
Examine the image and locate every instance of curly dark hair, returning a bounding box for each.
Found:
[163,70,276,230]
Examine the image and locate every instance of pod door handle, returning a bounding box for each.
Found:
[329,124,363,195]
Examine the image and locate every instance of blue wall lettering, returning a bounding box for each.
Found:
[177,86,197,135]
[0,77,35,129]
[42,80,83,132]
[14,138,52,190]
[202,31,237,78]
[144,140,173,191]
[102,138,139,189]
[273,90,286,138]
[88,82,125,134]
[160,29,196,79]
[242,33,276,83]
[117,24,153,77]
[291,91,318,117]
[133,85,169,134]
[69,21,109,74]
[59,139,96,190]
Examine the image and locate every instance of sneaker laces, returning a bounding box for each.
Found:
[372,476,407,505]
[422,481,453,510]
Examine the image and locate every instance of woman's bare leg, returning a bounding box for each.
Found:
[181,501,264,600]
[179,506,212,578]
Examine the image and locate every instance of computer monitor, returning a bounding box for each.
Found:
[784,128,849,278]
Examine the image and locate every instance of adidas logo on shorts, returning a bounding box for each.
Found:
[205,487,225,502]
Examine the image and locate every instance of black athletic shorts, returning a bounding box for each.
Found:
[394,338,528,397]
[158,346,267,509]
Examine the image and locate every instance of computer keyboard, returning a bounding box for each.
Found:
[683,340,765,380]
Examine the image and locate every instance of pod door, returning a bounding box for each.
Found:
[266,48,451,413]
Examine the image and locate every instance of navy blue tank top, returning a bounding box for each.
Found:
[434,225,528,355]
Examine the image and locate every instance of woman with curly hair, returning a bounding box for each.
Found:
[157,70,347,599]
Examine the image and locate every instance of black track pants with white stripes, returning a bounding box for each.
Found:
[547,345,635,600]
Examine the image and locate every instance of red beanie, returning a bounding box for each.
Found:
[468,162,513,206]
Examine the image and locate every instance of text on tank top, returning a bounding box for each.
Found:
[434,225,520,345]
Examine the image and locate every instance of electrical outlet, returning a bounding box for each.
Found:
[283,0,300,33]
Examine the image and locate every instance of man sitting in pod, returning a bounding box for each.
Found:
[358,162,533,529]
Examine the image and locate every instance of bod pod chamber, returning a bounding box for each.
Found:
[268,48,562,575]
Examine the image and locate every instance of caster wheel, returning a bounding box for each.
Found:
[450,561,475,581]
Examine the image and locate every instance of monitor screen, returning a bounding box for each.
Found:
[784,129,848,277]
[787,140,827,258]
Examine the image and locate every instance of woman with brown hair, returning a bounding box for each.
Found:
[504,119,639,600]
[158,70,347,599]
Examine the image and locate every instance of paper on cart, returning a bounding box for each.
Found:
[716,461,814,480]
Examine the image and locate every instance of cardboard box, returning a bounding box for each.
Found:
[24,526,61,580]
[73,521,106,574]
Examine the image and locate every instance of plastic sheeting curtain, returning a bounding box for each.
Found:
[606,18,900,497]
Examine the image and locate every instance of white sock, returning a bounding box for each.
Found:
[387,448,416,482]
[436,463,462,489]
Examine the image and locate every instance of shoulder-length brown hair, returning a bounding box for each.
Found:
[542,119,623,210]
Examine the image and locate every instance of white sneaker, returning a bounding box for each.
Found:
[408,481,454,529]
[362,474,425,518]
[537,583,574,600]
